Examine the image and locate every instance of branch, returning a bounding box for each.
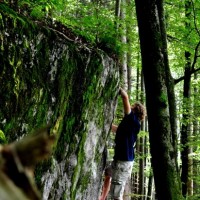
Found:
[174,41,200,84]
[191,40,200,71]
[191,0,200,36]
[47,27,75,42]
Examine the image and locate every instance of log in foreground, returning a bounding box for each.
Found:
[0,126,56,200]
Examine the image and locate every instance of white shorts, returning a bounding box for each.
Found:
[109,160,133,200]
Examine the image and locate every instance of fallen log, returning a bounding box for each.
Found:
[0,126,56,200]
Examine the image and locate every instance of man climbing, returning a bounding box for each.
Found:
[99,87,146,200]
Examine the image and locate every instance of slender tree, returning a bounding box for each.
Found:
[180,0,192,197]
[120,0,128,89]
[138,72,145,200]
[147,163,153,200]
[126,0,133,92]
[192,72,200,196]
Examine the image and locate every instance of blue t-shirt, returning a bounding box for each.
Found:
[113,111,141,161]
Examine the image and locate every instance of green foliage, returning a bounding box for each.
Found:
[138,130,149,138]
[16,0,122,54]
[165,0,200,77]
[19,0,55,19]
[0,130,7,144]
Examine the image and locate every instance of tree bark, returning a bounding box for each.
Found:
[138,73,145,200]
[134,0,182,199]
[180,0,192,197]
[120,0,128,89]
[193,72,199,195]
[126,0,133,93]
[147,165,153,200]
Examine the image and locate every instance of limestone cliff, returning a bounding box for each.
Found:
[0,4,119,200]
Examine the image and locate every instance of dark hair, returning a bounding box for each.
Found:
[131,102,146,121]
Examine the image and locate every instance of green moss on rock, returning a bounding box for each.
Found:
[0,4,119,200]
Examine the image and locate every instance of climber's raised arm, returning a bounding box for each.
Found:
[119,88,131,115]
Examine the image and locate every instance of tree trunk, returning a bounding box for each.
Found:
[134,0,182,199]
[147,166,153,200]
[193,72,199,195]
[126,0,133,93]
[120,0,128,89]
[181,0,192,197]
[115,0,121,31]
[180,55,191,198]
[138,73,145,200]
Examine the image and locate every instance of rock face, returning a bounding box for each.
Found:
[0,4,119,200]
